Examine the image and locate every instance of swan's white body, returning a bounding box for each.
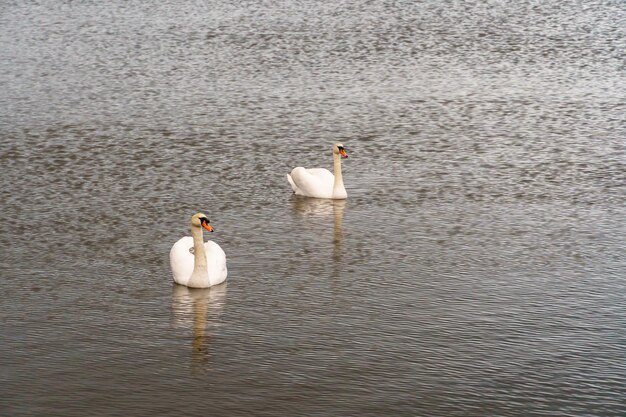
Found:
[170,214,227,288]
[287,144,348,199]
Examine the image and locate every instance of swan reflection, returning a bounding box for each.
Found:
[291,198,346,263]
[171,283,227,371]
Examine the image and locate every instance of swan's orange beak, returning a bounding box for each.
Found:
[200,218,214,233]
[339,148,348,158]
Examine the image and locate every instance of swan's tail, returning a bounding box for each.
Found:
[287,173,298,193]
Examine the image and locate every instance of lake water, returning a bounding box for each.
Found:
[1,0,625,416]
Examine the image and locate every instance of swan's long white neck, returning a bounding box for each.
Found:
[188,223,208,287]
[332,152,347,198]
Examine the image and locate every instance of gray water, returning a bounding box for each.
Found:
[1,0,625,415]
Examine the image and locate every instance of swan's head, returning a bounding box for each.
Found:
[191,212,213,233]
[333,143,348,159]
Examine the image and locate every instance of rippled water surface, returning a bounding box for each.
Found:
[1,1,625,416]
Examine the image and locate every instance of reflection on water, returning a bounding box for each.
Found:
[332,200,345,264]
[291,197,346,264]
[171,283,228,371]
[291,197,339,217]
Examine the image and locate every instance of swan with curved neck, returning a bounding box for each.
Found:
[287,143,349,199]
[170,213,227,288]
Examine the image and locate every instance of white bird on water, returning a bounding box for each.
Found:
[287,143,349,199]
[170,213,227,288]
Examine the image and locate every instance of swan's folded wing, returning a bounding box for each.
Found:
[170,236,194,286]
[304,168,334,179]
[290,167,334,198]
[204,240,227,286]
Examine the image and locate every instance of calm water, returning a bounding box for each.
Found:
[1,0,625,415]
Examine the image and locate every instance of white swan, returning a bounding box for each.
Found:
[287,143,349,199]
[170,213,227,288]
